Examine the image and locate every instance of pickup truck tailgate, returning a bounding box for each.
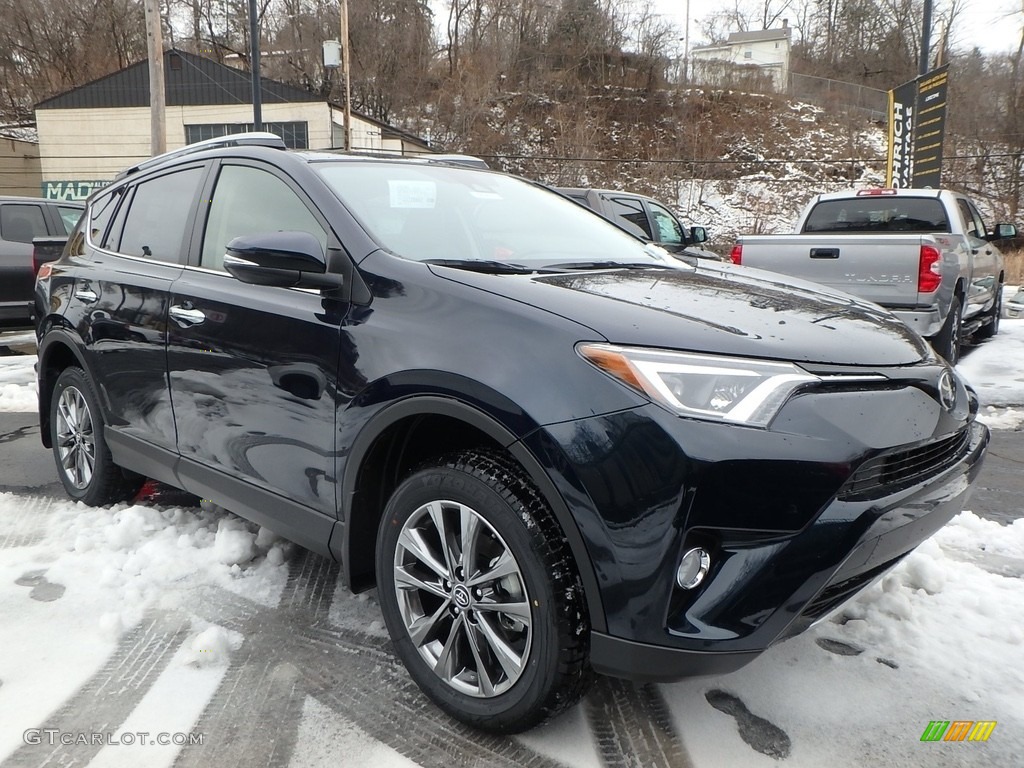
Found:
[738,234,928,306]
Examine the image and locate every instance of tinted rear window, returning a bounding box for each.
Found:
[0,204,48,243]
[803,198,950,233]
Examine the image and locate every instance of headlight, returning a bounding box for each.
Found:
[578,343,819,427]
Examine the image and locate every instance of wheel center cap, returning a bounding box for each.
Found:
[452,584,471,608]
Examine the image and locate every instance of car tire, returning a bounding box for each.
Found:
[932,297,962,364]
[375,449,591,733]
[976,285,1002,339]
[50,367,144,505]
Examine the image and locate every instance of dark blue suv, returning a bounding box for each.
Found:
[35,135,988,732]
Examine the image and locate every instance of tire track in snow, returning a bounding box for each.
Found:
[0,495,58,550]
[2,614,190,768]
[176,551,573,768]
[585,677,694,768]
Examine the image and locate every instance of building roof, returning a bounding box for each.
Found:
[36,50,322,110]
[0,124,38,143]
[329,105,430,150]
[727,27,792,45]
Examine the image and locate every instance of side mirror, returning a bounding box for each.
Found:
[992,223,1018,240]
[223,231,342,289]
[689,226,708,244]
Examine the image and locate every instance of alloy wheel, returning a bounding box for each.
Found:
[392,499,533,698]
[55,386,96,489]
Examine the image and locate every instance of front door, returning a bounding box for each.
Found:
[166,161,345,519]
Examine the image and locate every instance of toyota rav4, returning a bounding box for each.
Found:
[35,134,988,733]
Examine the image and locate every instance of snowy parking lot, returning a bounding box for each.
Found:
[0,319,1022,767]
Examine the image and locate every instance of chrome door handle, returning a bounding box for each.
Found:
[169,305,206,327]
[74,289,98,303]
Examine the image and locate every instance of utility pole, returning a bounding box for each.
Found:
[249,0,262,131]
[682,0,690,83]
[143,0,166,155]
[341,0,352,151]
[919,0,933,76]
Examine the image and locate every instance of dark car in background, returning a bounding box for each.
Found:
[555,186,720,260]
[0,196,83,327]
[35,135,988,733]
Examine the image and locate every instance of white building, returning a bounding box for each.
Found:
[690,25,792,92]
[35,50,431,200]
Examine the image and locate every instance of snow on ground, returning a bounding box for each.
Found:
[0,350,36,413]
[0,493,1021,766]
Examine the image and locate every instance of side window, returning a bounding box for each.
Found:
[965,200,988,239]
[0,204,48,243]
[117,167,204,262]
[200,165,327,272]
[608,197,653,239]
[57,206,84,234]
[647,202,685,246]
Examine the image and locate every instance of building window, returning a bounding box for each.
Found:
[185,122,309,149]
[744,50,753,59]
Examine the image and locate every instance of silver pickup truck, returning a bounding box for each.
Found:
[731,189,1017,363]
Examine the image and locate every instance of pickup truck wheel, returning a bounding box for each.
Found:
[375,449,591,733]
[50,367,143,505]
[932,297,962,364]
[976,287,1002,340]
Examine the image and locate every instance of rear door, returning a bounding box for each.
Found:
[68,166,205,455]
[955,197,1001,320]
[167,160,346,523]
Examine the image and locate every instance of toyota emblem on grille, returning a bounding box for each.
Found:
[938,369,957,412]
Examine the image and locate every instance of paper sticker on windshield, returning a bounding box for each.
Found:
[389,180,436,208]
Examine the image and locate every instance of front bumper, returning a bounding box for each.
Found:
[525,370,989,681]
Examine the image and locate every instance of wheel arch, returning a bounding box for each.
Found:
[37,330,89,449]
[336,395,607,633]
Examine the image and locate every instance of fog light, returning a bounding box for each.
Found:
[676,548,711,590]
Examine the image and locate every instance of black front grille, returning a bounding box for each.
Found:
[838,428,971,501]
[801,555,907,621]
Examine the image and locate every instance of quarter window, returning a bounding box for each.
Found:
[200,165,327,272]
[117,167,204,263]
[88,189,122,246]
[57,206,84,234]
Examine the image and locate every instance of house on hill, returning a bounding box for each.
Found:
[35,50,431,200]
[690,24,792,92]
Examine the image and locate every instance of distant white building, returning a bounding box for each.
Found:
[690,24,792,92]
[34,50,431,200]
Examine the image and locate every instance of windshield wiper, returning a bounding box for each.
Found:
[542,260,673,271]
[423,258,540,274]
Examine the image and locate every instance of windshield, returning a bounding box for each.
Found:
[315,162,661,268]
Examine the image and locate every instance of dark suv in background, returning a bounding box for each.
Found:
[555,186,719,260]
[0,196,83,326]
[35,135,988,733]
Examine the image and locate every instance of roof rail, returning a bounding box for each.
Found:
[117,132,287,179]
[425,154,490,169]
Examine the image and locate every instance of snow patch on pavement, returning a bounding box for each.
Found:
[0,353,36,412]
[959,317,1024,408]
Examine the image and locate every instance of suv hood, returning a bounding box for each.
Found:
[438,262,931,366]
